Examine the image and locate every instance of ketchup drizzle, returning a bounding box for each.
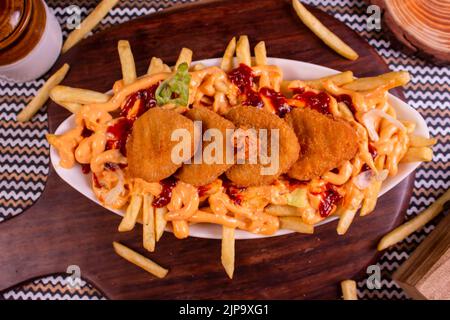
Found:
[105,118,132,156]
[317,183,342,218]
[228,64,264,108]
[293,91,331,115]
[336,94,356,114]
[222,179,246,206]
[104,84,159,157]
[259,87,292,118]
[120,84,159,121]
[152,177,178,208]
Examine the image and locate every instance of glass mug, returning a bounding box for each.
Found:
[0,0,62,82]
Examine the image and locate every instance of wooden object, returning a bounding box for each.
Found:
[370,0,450,65]
[394,213,450,300]
[0,0,414,299]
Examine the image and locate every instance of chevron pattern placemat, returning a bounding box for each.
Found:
[1,0,448,300]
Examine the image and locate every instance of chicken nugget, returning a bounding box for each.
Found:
[285,108,358,181]
[224,106,300,187]
[127,108,198,182]
[176,106,235,186]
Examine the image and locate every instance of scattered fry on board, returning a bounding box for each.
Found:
[62,0,120,53]
[17,63,70,122]
[378,189,450,251]
[291,0,359,61]
[113,242,168,278]
[341,280,358,300]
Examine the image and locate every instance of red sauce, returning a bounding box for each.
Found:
[120,84,159,121]
[242,89,264,109]
[222,179,246,206]
[294,91,331,115]
[105,118,133,156]
[228,64,254,93]
[361,144,378,172]
[92,173,101,188]
[336,94,356,114]
[197,185,210,198]
[228,64,263,108]
[152,177,178,208]
[368,143,378,159]
[81,163,90,174]
[81,127,93,138]
[318,184,342,217]
[292,87,305,95]
[286,178,308,192]
[260,87,292,117]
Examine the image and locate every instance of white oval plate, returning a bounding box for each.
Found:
[50,58,429,240]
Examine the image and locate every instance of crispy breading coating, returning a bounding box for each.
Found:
[127,108,198,182]
[224,106,300,187]
[176,106,235,186]
[285,108,358,181]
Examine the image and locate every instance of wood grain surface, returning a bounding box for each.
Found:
[0,0,414,299]
[369,0,450,65]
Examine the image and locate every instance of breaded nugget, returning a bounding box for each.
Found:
[224,106,300,187]
[176,106,235,186]
[127,108,197,182]
[285,108,358,181]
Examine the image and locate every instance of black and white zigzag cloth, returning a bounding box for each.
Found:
[1,0,448,300]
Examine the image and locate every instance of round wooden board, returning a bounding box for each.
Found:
[369,0,450,65]
[0,0,414,299]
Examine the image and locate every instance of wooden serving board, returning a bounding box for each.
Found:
[0,0,414,299]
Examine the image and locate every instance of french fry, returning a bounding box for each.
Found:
[57,101,82,114]
[360,155,386,217]
[175,48,193,69]
[302,71,354,90]
[17,64,70,122]
[279,217,314,234]
[113,242,168,278]
[118,194,142,232]
[341,280,358,300]
[265,204,300,216]
[292,0,359,61]
[221,37,236,72]
[337,208,358,235]
[155,207,167,241]
[143,194,156,252]
[337,188,364,235]
[343,71,410,92]
[147,57,164,75]
[401,147,433,163]
[378,189,450,251]
[50,85,110,104]
[118,40,137,85]
[62,0,119,53]
[221,226,235,279]
[254,41,267,66]
[409,136,437,148]
[236,35,251,66]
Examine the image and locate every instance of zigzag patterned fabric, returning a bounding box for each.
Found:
[1,0,448,300]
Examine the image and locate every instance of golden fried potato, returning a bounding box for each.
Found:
[286,108,358,181]
[224,106,300,187]
[176,106,235,186]
[127,108,197,182]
